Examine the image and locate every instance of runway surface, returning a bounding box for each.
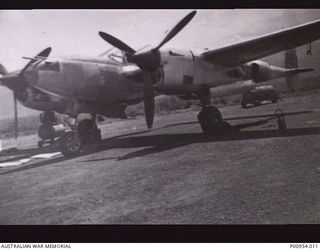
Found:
[1,93,320,224]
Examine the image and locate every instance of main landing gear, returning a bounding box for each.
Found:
[59,114,102,157]
[37,112,102,157]
[197,86,232,135]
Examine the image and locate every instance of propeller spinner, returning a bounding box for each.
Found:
[99,10,197,128]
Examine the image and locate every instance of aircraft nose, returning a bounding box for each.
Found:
[22,64,39,85]
[0,73,27,92]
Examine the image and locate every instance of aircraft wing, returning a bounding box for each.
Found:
[201,19,320,67]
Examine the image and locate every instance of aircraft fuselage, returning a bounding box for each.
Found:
[23,48,244,107]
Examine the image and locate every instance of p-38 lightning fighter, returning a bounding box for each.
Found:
[0,10,319,156]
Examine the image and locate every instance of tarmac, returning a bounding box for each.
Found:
[1,93,320,224]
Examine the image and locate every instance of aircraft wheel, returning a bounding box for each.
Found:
[198,106,223,135]
[59,131,83,157]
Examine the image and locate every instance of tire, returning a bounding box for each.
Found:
[199,106,222,121]
[220,121,232,130]
[198,106,223,135]
[59,131,83,157]
[199,119,212,135]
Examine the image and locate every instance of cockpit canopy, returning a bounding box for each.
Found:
[99,47,127,65]
[37,61,61,72]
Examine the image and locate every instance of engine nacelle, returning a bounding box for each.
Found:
[244,60,273,83]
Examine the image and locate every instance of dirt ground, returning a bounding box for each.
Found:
[1,93,320,224]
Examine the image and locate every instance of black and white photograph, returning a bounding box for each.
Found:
[0,9,320,233]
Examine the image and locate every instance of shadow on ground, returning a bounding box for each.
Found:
[1,119,320,176]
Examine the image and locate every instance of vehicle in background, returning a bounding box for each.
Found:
[241,85,280,108]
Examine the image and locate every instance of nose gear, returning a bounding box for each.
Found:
[38,111,66,148]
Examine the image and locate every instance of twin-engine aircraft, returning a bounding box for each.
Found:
[0,10,319,156]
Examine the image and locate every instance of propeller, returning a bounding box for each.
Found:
[0,48,52,141]
[99,32,136,54]
[143,73,155,128]
[99,10,197,128]
[20,47,52,76]
[0,64,18,140]
[18,48,51,139]
[13,92,18,140]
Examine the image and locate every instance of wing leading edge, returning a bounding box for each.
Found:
[201,19,320,67]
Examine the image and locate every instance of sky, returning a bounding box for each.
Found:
[0,9,320,118]
[1,9,320,71]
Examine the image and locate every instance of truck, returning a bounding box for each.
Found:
[241,85,279,108]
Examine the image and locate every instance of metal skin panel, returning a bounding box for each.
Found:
[1,13,319,124]
[17,47,313,117]
[201,19,320,67]
[26,59,143,106]
[160,49,194,91]
[159,48,251,93]
[15,86,65,112]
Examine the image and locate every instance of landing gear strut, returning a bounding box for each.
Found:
[197,85,231,135]
[59,114,102,157]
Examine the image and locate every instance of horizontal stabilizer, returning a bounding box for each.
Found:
[285,67,314,75]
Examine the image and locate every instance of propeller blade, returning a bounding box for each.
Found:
[0,64,8,76]
[20,47,52,75]
[142,73,156,129]
[99,11,196,128]
[99,32,136,54]
[36,47,52,58]
[13,92,18,140]
[128,11,196,70]
[154,11,196,50]
[143,83,155,129]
